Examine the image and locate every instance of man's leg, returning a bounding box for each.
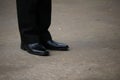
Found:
[16,0,39,44]
[16,0,50,56]
[37,0,52,42]
[37,0,69,50]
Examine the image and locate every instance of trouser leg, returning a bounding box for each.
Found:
[16,0,39,44]
[16,0,52,44]
[37,0,52,42]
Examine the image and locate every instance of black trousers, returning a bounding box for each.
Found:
[16,0,52,44]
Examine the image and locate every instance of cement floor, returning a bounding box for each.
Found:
[0,0,120,80]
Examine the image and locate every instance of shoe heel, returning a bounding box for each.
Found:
[21,46,27,50]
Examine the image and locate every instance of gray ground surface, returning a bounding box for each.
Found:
[0,0,120,80]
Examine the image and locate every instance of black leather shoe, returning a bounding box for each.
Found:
[21,43,50,56]
[42,40,69,51]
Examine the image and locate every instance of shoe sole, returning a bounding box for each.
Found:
[21,47,50,56]
[46,47,69,51]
